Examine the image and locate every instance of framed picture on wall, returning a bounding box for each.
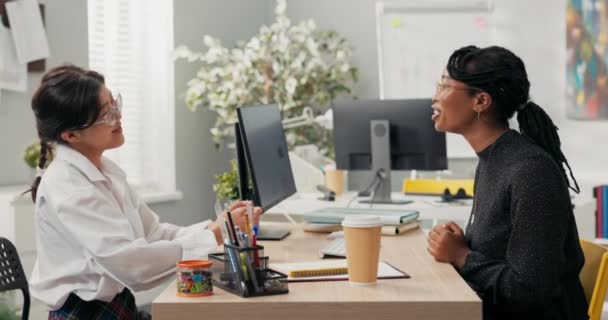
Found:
[566,0,608,120]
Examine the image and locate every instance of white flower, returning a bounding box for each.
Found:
[307,19,316,30]
[248,37,261,51]
[336,50,345,60]
[306,38,319,56]
[285,77,297,95]
[275,0,287,16]
[340,63,350,73]
[203,36,214,49]
[173,45,191,59]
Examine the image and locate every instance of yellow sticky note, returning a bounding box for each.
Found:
[391,17,402,28]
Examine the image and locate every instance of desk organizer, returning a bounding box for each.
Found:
[208,244,288,297]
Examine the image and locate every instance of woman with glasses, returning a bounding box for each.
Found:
[27,65,261,319]
[426,46,587,319]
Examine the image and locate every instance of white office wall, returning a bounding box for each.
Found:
[285,0,607,203]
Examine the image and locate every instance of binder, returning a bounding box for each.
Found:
[596,186,603,238]
[604,186,608,238]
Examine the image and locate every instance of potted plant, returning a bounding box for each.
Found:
[213,160,240,201]
[174,0,358,159]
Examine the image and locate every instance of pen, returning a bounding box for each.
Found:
[214,200,229,243]
[226,204,239,247]
[235,226,243,247]
[224,221,234,244]
[240,233,262,293]
[247,202,254,237]
[245,214,252,238]
[251,233,260,268]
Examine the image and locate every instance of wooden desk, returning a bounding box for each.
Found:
[152,226,481,319]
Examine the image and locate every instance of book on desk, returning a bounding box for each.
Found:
[304,219,420,236]
[303,207,419,225]
[302,207,420,236]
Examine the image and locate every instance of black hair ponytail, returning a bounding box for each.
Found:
[28,141,53,202]
[517,101,579,193]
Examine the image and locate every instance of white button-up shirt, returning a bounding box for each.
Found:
[30,144,218,310]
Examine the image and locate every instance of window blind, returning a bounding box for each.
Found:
[87,0,176,194]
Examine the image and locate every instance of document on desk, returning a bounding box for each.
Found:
[303,207,419,225]
[5,0,50,64]
[271,260,410,282]
[0,25,27,92]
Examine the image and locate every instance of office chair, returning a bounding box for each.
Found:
[0,237,29,320]
[579,240,608,320]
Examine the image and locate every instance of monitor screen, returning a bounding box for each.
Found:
[333,99,447,171]
[236,104,297,211]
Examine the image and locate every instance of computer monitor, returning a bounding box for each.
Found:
[333,99,447,204]
[235,104,296,240]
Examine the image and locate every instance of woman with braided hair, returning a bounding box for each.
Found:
[27,65,261,319]
[426,46,588,319]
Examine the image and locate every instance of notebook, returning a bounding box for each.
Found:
[303,207,419,225]
[270,260,410,282]
[382,220,420,236]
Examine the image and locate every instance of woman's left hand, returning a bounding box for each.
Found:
[427,221,471,268]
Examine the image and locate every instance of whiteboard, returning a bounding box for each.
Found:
[376,0,493,158]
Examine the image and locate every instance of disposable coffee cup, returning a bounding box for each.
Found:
[341,215,382,285]
[325,169,345,196]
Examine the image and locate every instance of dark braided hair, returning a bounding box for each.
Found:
[27,65,106,202]
[446,45,580,193]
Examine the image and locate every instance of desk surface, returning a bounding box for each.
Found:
[152,226,481,320]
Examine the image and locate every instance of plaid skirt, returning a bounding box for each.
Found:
[49,288,151,320]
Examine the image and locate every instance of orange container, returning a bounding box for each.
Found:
[176,260,213,297]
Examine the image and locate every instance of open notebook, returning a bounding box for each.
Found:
[270,260,410,282]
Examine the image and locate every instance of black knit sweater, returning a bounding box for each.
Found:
[458,129,588,320]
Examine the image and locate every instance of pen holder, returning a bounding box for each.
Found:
[208,244,289,297]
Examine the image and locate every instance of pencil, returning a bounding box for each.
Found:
[288,267,348,278]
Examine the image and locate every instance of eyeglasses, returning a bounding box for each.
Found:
[435,83,482,96]
[82,93,122,128]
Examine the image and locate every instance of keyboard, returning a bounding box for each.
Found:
[319,238,346,258]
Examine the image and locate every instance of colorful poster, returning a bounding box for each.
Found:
[566,0,608,120]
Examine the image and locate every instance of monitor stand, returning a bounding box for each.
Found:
[359,120,412,205]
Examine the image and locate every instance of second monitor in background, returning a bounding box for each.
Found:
[333,99,447,204]
[236,104,297,240]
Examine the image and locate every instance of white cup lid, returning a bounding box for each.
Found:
[341,215,383,228]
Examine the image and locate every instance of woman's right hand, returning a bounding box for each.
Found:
[224,200,263,232]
